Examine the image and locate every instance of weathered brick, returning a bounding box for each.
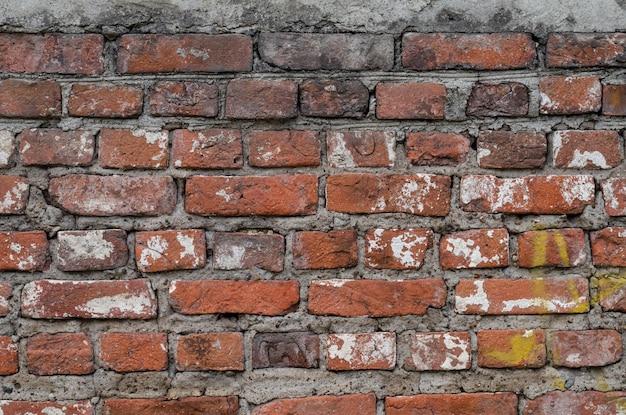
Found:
[440,228,509,269]
[404,332,471,371]
[100,129,168,169]
[57,229,128,271]
[548,330,622,368]
[539,76,601,114]
[293,230,357,270]
[460,175,595,214]
[327,333,395,370]
[0,231,49,271]
[602,84,626,115]
[552,130,620,169]
[0,336,18,375]
[149,81,218,117]
[19,129,94,166]
[252,394,376,415]
[172,129,242,169]
[405,132,470,166]
[100,332,168,372]
[176,332,243,371]
[376,82,446,119]
[169,280,299,316]
[0,79,61,118]
[387,393,518,415]
[309,279,446,317]
[602,178,626,216]
[365,228,433,269]
[104,397,238,415]
[0,33,103,74]
[591,227,626,266]
[300,80,368,118]
[596,276,626,311]
[252,332,319,369]
[185,175,317,216]
[21,279,157,319]
[0,401,92,415]
[213,232,284,272]
[0,176,29,214]
[69,84,143,118]
[518,228,586,268]
[546,33,626,68]
[49,175,176,216]
[226,79,298,119]
[27,333,94,375]
[326,174,451,215]
[477,131,546,169]
[478,329,546,368]
[403,33,536,70]
[258,32,393,70]
[327,131,395,168]
[0,130,14,168]
[248,130,320,167]
[466,82,529,117]
[455,277,589,315]
[135,229,206,272]
[523,391,626,415]
[0,282,11,316]
[118,34,252,73]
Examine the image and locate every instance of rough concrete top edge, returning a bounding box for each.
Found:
[1,0,626,37]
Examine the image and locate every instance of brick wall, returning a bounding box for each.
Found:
[0,30,625,414]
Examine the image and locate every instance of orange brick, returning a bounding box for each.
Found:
[327,333,395,370]
[602,84,626,115]
[466,82,529,117]
[0,336,18,375]
[376,82,446,119]
[135,229,206,272]
[387,393,518,415]
[0,401,92,415]
[68,84,143,118]
[478,329,546,368]
[405,132,470,166]
[518,228,586,268]
[546,33,626,68]
[252,394,376,415]
[105,397,237,415]
[539,76,601,114]
[176,333,243,371]
[0,231,49,271]
[99,129,168,169]
[591,227,626,266]
[440,228,509,269]
[551,130,620,169]
[100,332,168,372]
[27,333,94,375]
[248,130,320,167]
[19,129,95,166]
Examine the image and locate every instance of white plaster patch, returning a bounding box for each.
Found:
[602,180,621,211]
[58,230,115,264]
[552,131,564,162]
[477,147,491,163]
[390,233,426,267]
[540,91,558,110]
[176,232,198,263]
[20,282,44,317]
[455,280,490,313]
[138,235,169,267]
[327,132,356,168]
[0,180,28,211]
[42,407,67,415]
[328,333,395,366]
[567,149,609,169]
[565,353,581,364]
[215,189,234,202]
[9,243,22,253]
[441,333,470,370]
[316,279,349,288]
[501,295,587,313]
[555,175,594,205]
[0,131,13,167]
[366,229,385,252]
[176,47,210,60]
[215,245,246,269]
[75,290,156,317]
[445,237,494,268]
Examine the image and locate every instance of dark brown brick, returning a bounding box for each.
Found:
[19,129,94,166]
[226,79,298,119]
[406,132,470,166]
[603,84,626,115]
[547,33,626,68]
[477,131,546,168]
[213,232,284,272]
[300,79,368,118]
[149,81,218,117]
[466,82,529,117]
[172,129,242,169]
[376,82,446,119]
[0,79,61,118]
[252,332,319,369]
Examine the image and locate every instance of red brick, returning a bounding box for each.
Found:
[0,401,93,415]
[518,228,586,268]
[252,332,319,369]
[405,132,470,166]
[252,394,376,415]
[460,175,595,214]
[100,332,168,372]
[309,279,446,317]
[0,33,103,74]
[135,229,206,272]
[478,329,546,368]
[0,231,49,271]
[300,80,369,118]
[185,175,317,216]
[326,174,451,215]
[0,130,14,168]
[213,232,284,272]
[602,84,626,115]
[0,79,61,118]
[326,131,395,168]
[21,279,157,319]
[440,228,509,269]
[293,230,357,270]
[552,130,620,169]
[248,130,320,167]
[376,82,446,119]
[539,76,601,114]
[259,32,393,70]
[49,174,176,216]
[149,81,218,117]
[100,129,168,169]
[387,393,518,415]
[27,333,94,375]
[403,33,536,70]
[477,131,546,169]
[176,333,243,371]
[0,176,29,214]
[591,227,626,266]
[169,280,299,316]
[548,330,622,368]
[596,276,626,311]
[57,229,128,271]
[365,228,433,269]
[69,84,143,118]
[19,129,94,166]
[226,79,297,119]
[602,178,626,216]
[0,336,18,375]
[104,397,238,415]
[546,33,626,68]
[172,129,242,169]
[327,333,395,370]
[0,282,11,316]
[118,34,252,73]
[455,277,589,315]
[523,391,626,415]
[466,82,529,117]
[404,332,470,371]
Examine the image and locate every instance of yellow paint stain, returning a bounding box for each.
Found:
[592,275,626,306]
[595,375,612,392]
[567,279,590,313]
[486,331,540,366]
[552,232,570,267]
[531,231,548,267]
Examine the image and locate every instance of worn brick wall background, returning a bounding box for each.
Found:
[2,1,626,414]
